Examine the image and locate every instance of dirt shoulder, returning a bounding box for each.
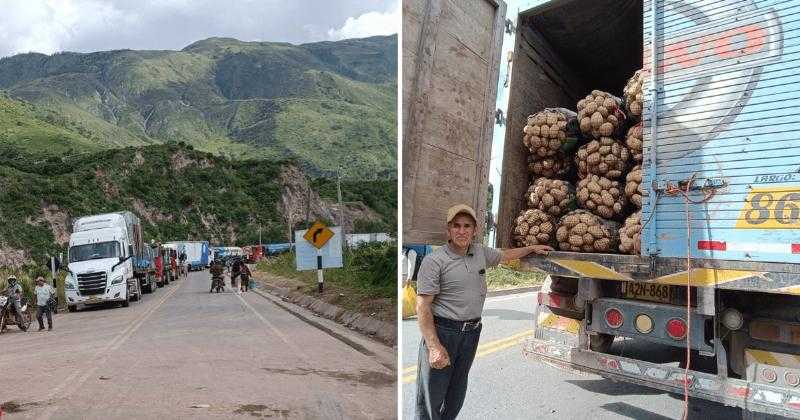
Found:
[250,270,396,323]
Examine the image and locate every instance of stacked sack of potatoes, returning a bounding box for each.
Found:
[513,69,647,255]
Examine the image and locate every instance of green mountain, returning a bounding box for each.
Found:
[0,143,396,267]
[0,35,397,177]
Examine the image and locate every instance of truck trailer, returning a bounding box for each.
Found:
[166,241,209,271]
[404,0,800,417]
[65,211,144,311]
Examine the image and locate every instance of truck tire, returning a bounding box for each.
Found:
[122,291,130,307]
[68,305,77,312]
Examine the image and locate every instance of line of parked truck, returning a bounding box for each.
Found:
[63,211,293,312]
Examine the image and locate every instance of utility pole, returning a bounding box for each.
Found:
[337,165,343,231]
[259,223,262,249]
[305,185,311,227]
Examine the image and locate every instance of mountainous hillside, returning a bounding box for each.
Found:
[0,35,397,177]
[0,143,396,268]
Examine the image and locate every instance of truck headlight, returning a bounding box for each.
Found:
[110,275,124,285]
[64,274,77,290]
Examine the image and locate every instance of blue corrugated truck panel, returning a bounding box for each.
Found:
[640,0,800,264]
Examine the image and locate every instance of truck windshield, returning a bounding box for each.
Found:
[69,242,121,262]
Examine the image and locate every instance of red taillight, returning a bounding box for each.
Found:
[785,372,800,387]
[605,308,624,328]
[666,318,687,340]
[761,368,777,383]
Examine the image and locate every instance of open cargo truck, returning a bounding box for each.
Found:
[404,0,800,417]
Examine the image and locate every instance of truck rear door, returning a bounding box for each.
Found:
[643,0,800,265]
[402,0,507,244]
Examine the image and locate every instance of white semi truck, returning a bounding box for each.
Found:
[64,211,144,311]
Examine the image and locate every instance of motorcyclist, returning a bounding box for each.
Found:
[209,259,224,292]
[230,258,242,289]
[240,261,252,293]
[178,251,187,277]
[3,275,24,320]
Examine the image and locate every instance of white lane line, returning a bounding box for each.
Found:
[36,281,182,420]
[485,292,537,303]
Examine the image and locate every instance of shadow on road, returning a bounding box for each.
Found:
[566,378,664,397]
[481,308,535,321]
[599,402,675,420]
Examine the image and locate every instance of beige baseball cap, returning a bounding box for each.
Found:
[446,204,477,224]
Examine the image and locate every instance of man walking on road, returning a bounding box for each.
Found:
[34,276,56,331]
[415,204,552,420]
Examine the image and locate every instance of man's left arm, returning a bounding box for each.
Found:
[500,244,552,264]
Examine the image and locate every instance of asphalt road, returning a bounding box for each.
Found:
[0,270,395,419]
[401,291,745,420]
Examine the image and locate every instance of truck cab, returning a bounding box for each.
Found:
[64,213,142,311]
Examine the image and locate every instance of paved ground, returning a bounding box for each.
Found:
[0,271,395,419]
[401,291,745,419]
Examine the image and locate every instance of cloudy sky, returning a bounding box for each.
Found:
[0,0,399,58]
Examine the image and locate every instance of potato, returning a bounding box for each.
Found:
[623,69,645,119]
[625,165,643,208]
[619,211,642,255]
[626,123,643,164]
[512,209,556,247]
[575,137,629,179]
[525,178,577,217]
[527,153,571,179]
[577,90,624,139]
[577,174,627,219]
[556,210,620,253]
[523,109,578,157]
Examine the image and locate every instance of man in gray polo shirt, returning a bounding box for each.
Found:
[415,204,551,420]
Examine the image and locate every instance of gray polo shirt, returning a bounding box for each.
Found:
[417,242,502,321]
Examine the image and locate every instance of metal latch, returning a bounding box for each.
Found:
[505,18,515,35]
[495,109,506,126]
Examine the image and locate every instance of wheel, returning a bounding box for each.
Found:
[121,292,130,307]
[68,305,77,312]
[18,313,30,331]
[0,311,6,333]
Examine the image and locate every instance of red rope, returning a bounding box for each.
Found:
[663,173,716,420]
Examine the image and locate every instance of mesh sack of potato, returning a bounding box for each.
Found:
[623,69,644,119]
[522,108,580,157]
[625,165,643,208]
[626,123,643,163]
[577,90,625,139]
[527,153,571,178]
[575,137,629,179]
[525,178,577,217]
[619,211,642,255]
[513,209,556,247]
[556,210,620,253]
[576,174,627,219]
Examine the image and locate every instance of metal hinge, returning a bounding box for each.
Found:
[495,109,506,126]
[505,18,515,35]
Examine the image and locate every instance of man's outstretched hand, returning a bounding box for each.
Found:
[530,244,553,255]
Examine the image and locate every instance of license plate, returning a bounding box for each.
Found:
[622,282,672,304]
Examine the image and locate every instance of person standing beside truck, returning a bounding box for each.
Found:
[34,276,55,331]
[415,204,551,420]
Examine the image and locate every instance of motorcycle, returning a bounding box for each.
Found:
[210,274,224,293]
[0,293,32,333]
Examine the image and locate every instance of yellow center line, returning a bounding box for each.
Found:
[402,329,534,384]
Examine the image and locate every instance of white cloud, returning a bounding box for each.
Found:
[0,0,128,56]
[327,1,399,40]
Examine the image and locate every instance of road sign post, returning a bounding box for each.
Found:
[297,221,338,294]
[317,248,323,293]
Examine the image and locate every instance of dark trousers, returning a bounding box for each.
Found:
[416,322,482,420]
[36,305,52,329]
